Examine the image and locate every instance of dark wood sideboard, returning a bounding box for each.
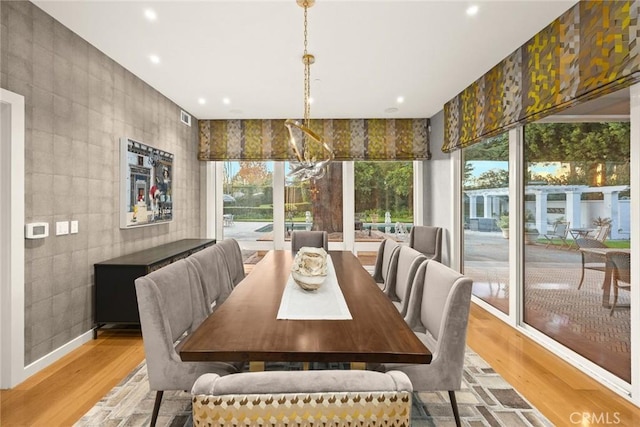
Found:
[93,238,215,338]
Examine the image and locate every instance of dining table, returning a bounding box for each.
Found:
[579,247,631,308]
[567,228,595,249]
[179,250,431,370]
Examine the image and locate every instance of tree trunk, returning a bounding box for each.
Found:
[311,163,343,233]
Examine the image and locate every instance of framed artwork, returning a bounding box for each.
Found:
[120,137,174,228]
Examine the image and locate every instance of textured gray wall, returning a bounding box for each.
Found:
[1,1,202,364]
[424,110,455,267]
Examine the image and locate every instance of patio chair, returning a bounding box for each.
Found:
[576,238,607,289]
[609,252,631,316]
[587,224,611,243]
[542,221,570,248]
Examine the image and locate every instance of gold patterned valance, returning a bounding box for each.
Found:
[198,118,430,161]
[443,0,640,153]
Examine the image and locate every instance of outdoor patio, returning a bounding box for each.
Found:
[464,230,630,382]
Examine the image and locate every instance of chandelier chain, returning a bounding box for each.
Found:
[303,4,311,130]
[285,0,333,181]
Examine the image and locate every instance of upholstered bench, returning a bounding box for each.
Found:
[191,369,413,426]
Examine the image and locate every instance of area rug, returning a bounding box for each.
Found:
[74,349,551,427]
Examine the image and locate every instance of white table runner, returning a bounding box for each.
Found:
[277,255,352,320]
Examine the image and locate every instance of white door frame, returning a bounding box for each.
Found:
[0,88,25,389]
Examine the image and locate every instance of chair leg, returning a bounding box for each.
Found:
[448,390,461,427]
[610,283,619,316]
[578,255,586,289]
[150,390,163,427]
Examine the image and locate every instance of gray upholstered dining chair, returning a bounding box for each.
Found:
[609,251,631,316]
[409,225,443,262]
[291,230,329,252]
[384,245,427,317]
[216,238,246,287]
[372,238,400,290]
[135,259,241,427]
[186,244,234,314]
[373,259,473,427]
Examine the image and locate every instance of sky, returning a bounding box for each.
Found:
[468,160,564,178]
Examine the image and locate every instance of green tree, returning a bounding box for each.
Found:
[354,162,413,216]
[524,122,630,186]
[475,169,509,189]
[463,123,630,187]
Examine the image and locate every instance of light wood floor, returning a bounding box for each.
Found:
[2,304,640,426]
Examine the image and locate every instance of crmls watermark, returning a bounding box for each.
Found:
[570,412,621,424]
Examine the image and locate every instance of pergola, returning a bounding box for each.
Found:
[464,185,630,238]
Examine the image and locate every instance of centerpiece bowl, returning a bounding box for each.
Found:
[291,246,328,291]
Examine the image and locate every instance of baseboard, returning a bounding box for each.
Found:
[22,330,94,380]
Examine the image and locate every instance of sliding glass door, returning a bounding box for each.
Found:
[462,134,510,314]
[353,161,414,269]
[220,161,274,261]
[523,114,632,383]
[283,161,344,244]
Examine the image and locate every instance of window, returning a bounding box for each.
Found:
[222,161,274,260]
[284,161,344,243]
[523,119,631,382]
[462,134,509,314]
[354,161,413,266]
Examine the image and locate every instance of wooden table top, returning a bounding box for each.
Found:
[179,250,431,364]
[579,247,631,256]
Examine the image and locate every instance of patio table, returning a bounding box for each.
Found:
[568,228,595,249]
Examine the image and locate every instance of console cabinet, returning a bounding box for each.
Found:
[93,238,215,337]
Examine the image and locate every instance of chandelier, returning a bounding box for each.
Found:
[285,0,334,182]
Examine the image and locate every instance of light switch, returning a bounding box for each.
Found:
[70,220,79,234]
[56,221,69,236]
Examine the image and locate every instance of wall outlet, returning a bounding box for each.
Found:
[70,220,79,234]
[56,221,69,236]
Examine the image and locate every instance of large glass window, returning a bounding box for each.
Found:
[222,161,274,261]
[462,134,509,314]
[284,161,344,243]
[523,119,631,382]
[354,161,413,267]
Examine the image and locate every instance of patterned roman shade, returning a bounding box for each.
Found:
[443,0,640,153]
[199,118,430,161]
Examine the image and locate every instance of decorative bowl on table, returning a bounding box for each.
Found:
[291,246,328,291]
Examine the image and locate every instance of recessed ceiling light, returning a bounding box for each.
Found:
[384,107,399,114]
[149,54,160,64]
[307,97,314,105]
[396,96,404,104]
[144,9,157,21]
[198,98,206,105]
[223,97,231,105]
[466,5,479,16]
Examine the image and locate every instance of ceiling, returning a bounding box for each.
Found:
[34,0,578,121]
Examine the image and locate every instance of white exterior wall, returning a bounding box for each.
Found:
[525,199,630,238]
